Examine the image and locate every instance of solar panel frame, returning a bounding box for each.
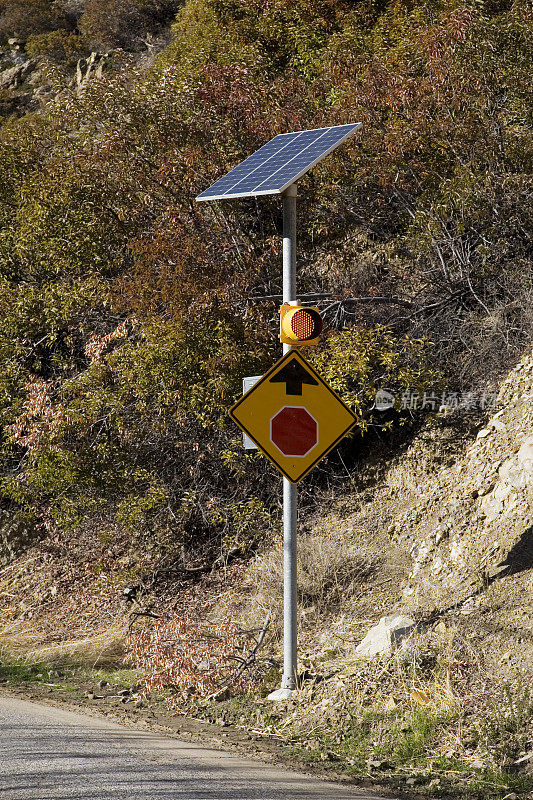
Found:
[196,123,361,202]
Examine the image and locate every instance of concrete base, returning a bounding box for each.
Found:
[266,687,295,701]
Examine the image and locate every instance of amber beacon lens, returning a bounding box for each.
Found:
[279,304,323,345]
[290,309,320,340]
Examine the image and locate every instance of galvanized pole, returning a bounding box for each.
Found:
[281,183,298,693]
[282,185,297,317]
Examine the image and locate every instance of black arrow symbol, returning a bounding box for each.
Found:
[269,357,319,396]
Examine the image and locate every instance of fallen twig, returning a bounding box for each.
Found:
[127,610,160,631]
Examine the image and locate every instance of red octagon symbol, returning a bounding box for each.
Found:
[270,406,318,457]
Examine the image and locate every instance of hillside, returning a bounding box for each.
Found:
[0,349,531,800]
[0,0,532,797]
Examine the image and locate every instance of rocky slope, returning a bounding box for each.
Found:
[397,353,532,613]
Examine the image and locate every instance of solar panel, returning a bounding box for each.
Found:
[196,123,361,202]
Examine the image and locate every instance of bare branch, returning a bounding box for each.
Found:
[233,612,271,681]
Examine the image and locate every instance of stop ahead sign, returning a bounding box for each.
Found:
[270,406,318,456]
[229,351,357,483]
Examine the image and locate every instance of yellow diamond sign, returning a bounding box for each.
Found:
[230,350,357,483]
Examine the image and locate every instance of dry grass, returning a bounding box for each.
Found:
[23,628,126,668]
[0,540,129,669]
[243,625,466,757]
[322,626,462,714]
[0,620,127,668]
[242,530,375,636]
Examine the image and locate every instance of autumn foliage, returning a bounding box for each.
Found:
[0,0,531,588]
[126,614,265,701]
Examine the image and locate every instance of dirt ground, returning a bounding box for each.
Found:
[0,678,410,800]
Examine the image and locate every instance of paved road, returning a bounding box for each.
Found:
[0,695,394,800]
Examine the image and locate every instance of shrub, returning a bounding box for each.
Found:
[79,0,180,50]
[0,0,71,44]
[25,29,88,66]
[126,614,264,701]
[310,326,441,428]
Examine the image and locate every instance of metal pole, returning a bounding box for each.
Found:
[281,184,297,692]
[282,185,297,316]
[281,475,297,690]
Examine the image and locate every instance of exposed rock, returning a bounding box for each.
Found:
[491,418,507,431]
[355,612,415,657]
[518,436,533,473]
[435,523,449,545]
[499,457,528,490]
[368,759,390,770]
[0,60,36,91]
[397,350,532,613]
[431,555,444,574]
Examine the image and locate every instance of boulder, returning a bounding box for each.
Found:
[517,436,533,475]
[356,612,415,657]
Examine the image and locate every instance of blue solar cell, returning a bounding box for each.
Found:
[253,128,353,193]
[195,134,293,200]
[196,124,360,201]
[220,130,323,197]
